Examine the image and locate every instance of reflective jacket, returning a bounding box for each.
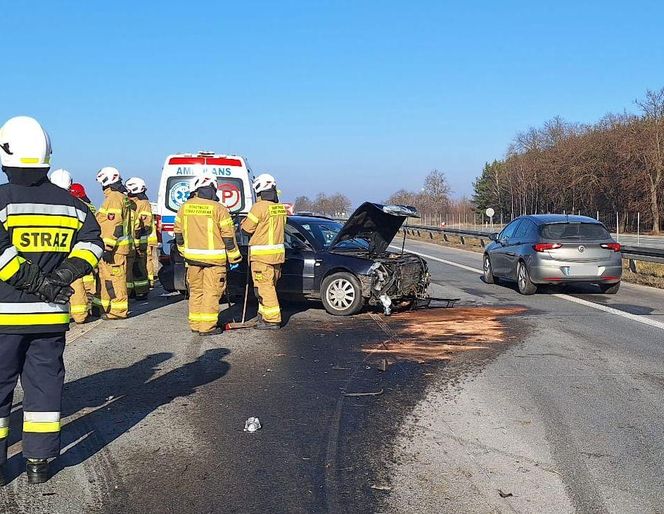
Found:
[97,189,132,256]
[241,200,287,264]
[129,196,153,252]
[0,181,103,333]
[173,197,241,266]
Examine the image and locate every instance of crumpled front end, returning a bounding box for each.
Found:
[360,253,430,315]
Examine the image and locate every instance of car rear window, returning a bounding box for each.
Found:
[540,222,610,240]
[165,176,245,213]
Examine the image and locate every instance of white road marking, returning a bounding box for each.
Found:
[391,245,664,332]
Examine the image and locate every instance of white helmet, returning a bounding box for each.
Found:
[126,177,147,195]
[50,168,73,190]
[96,166,122,187]
[0,116,52,168]
[252,173,276,194]
[192,171,217,191]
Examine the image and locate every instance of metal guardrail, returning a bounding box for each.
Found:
[401,225,664,270]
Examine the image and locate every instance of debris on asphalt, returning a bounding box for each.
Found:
[498,489,514,498]
[378,358,388,371]
[244,417,262,433]
[331,365,350,370]
[344,389,384,397]
[370,484,392,492]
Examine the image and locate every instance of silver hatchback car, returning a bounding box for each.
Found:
[483,215,622,295]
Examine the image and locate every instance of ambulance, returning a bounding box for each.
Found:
[156,151,255,256]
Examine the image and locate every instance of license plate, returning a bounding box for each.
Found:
[564,265,598,276]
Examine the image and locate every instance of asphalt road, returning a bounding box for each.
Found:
[1,240,663,513]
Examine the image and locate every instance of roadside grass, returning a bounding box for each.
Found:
[401,231,664,289]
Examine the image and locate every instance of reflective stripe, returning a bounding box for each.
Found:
[0,255,23,281]
[23,412,61,433]
[220,217,234,228]
[0,302,68,314]
[189,313,219,322]
[0,246,17,269]
[250,244,285,256]
[0,427,7,439]
[82,275,95,284]
[5,214,83,229]
[0,313,70,325]
[134,280,149,287]
[93,298,128,310]
[227,248,241,261]
[70,304,88,314]
[247,212,259,224]
[207,218,214,250]
[69,248,99,267]
[0,203,86,223]
[103,237,118,247]
[71,241,104,259]
[184,248,227,255]
[0,417,8,428]
[258,304,281,316]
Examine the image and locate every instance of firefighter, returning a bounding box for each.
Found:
[241,173,287,330]
[146,200,159,288]
[69,183,98,323]
[94,167,132,319]
[49,168,72,191]
[174,171,241,335]
[125,177,151,299]
[0,116,103,484]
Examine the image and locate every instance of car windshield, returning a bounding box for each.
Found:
[297,220,368,249]
[540,222,610,240]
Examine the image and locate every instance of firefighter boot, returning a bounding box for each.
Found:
[26,458,49,484]
[255,319,281,330]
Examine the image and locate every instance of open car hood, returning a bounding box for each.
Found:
[330,202,419,255]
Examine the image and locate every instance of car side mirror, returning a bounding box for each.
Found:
[488,232,498,241]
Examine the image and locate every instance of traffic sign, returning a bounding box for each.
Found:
[485,207,495,218]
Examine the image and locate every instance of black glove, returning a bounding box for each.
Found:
[33,276,74,305]
[102,251,114,264]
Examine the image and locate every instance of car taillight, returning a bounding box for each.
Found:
[601,242,621,252]
[533,243,562,252]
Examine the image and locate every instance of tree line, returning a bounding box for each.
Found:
[293,193,352,217]
[473,87,664,233]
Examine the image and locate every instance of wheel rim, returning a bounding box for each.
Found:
[518,264,527,290]
[326,278,356,310]
[484,257,491,277]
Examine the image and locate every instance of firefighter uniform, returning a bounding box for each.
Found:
[70,201,97,323]
[146,215,159,287]
[0,182,103,469]
[94,188,132,318]
[241,200,287,324]
[126,196,151,298]
[174,196,241,333]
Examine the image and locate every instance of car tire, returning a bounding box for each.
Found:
[483,254,496,284]
[599,282,620,294]
[321,272,365,316]
[517,261,537,295]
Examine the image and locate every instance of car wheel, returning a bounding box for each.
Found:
[321,272,365,316]
[483,254,496,284]
[517,261,537,295]
[599,282,620,294]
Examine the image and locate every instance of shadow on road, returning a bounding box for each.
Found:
[4,348,230,484]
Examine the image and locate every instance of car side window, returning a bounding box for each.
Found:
[284,226,308,250]
[513,220,534,242]
[498,220,521,241]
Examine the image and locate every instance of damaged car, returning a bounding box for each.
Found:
[161,202,430,316]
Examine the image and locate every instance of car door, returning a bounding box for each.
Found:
[505,219,535,279]
[279,225,317,294]
[491,220,521,277]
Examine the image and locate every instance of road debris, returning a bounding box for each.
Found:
[344,389,384,397]
[370,484,392,491]
[498,489,514,498]
[244,417,262,433]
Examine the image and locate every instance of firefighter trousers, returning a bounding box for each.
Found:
[0,333,66,464]
[187,265,226,333]
[146,245,159,287]
[251,262,282,323]
[127,251,150,298]
[95,252,129,319]
[70,273,96,324]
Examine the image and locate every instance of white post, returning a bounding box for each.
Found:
[616,212,619,242]
[637,212,640,245]
[596,210,600,221]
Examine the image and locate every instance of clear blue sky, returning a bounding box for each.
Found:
[3,0,664,206]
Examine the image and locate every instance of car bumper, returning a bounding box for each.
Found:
[528,255,622,284]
